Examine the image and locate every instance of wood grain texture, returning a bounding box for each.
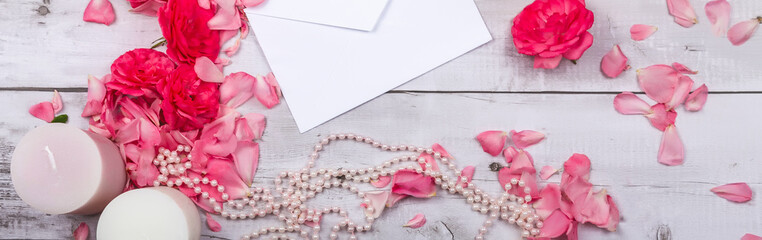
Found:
[1,91,761,239]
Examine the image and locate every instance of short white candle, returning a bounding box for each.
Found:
[97,187,201,240]
[11,123,126,215]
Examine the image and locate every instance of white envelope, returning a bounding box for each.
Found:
[246,0,390,31]
[245,0,491,133]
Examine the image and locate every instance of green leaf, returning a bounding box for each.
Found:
[51,114,68,123]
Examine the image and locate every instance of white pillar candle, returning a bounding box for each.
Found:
[97,187,201,240]
[11,123,126,215]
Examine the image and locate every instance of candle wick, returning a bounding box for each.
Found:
[44,146,57,171]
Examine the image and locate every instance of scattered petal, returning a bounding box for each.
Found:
[456,166,475,187]
[637,64,680,103]
[51,90,63,114]
[666,75,694,110]
[711,183,753,203]
[533,183,561,219]
[503,146,519,164]
[646,104,677,131]
[371,176,392,188]
[240,0,265,7]
[432,143,454,160]
[82,75,107,117]
[403,213,427,228]
[540,165,558,180]
[205,212,222,232]
[232,141,259,186]
[562,32,594,60]
[534,55,563,69]
[73,222,89,240]
[672,62,698,74]
[614,92,651,115]
[205,159,249,200]
[236,113,266,140]
[511,130,545,149]
[195,56,224,83]
[363,191,390,218]
[728,18,761,46]
[83,0,116,26]
[253,74,281,108]
[29,102,55,122]
[220,72,257,108]
[685,84,709,111]
[577,189,610,226]
[537,210,572,238]
[658,125,684,166]
[667,0,698,27]
[742,234,762,240]
[476,131,507,156]
[391,169,437,198]
[386,193,407,207]
[563,153,591,180]
[602,195,620,231]
[601,45,629,78]
[630,24,658,41]
[705,0,732,36]
[207,0,242,30]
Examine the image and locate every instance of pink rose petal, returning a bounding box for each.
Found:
[83,0,115,26]
[630,24,658,41]
[658,125,684,166]
[29,102,54,122]
[476,130,507,156]
[563,153,591,180]
[254,74,281,109]
[232,141,259,186]
[602,195,620,231]
[456,166,475,187]
[614,92,651,115]
[728,18,761,46]
[364,191,390,218]
[220,72,256,108]
[129,0,166,16]
[537,210,572,238]
[403,213,426,229]
[82,75,107,117]
[685,84,708,112]
[386,193,407,207]
[705,0,731,36]
[666,75,694,110]
[371,176,392,188]
[742,234,762,240]
[601,45,629,78]
[432,143,453,160]
[533,183,561,219]
[503,146,519,164]
[562,32,594,61]
[672,62,698,74]
[51,90,63,114]
[534,55,563,69]
[195,56,224,83]
[577,189,610,227]
[240,0,265,7]
[237,113,266,140]
[73,222,89,240]
[205,213,222,232]
[637,64,680,103]
[540,165,558,180]
[391,169,437,198]
[198,0,210,9]
[646,104,676,131]
[207,0,242,30]
[205,159,249,200]
[511,130,545,149]
[417,152,440,172]
[667,0,698,27]
[711,182,753,203]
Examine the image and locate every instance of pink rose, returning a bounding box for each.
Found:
[158,65,220,131]
[107,48,176,97]
[158,0,220,65]
[512,0,595,69]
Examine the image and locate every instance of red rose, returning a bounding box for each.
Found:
[158,65,220,131]
[107,48,175,97]
[158,0,220,65]
[512,0,595,69]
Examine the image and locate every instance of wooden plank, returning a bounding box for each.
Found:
[1,91,760,239]
[1,0,762,92]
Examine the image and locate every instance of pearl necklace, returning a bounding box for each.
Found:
[150,134,542,239]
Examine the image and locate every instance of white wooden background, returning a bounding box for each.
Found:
[1,0,761,239]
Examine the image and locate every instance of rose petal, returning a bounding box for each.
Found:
[403,213,427,229]
[562,31,594,60]
[29,102,55,122]
[711,182,753,203]
[220,72,256,108]
[205,159,250,199]
[417,152,440,172]
[540,165,558,180]
[73,222,89,240]
[658,125,684,166]
[742,234,762,240]
[672,62,698,74]
[51,90,63,114]
[637,64,680,103]
[129,0,165,16]
[685,84,708,111]
[232,141,259,186]
[630,24,658,41]
[205,213,222,232]
[83,0,115,26]
[578,189,610,226]
[667,0,698,27]
[533,183,561,219]
[534,55,563,69]
[666,75,694,110]
[207,0,242,30]
[386,193,407,207]
[705,0,731,36]
[614,92,651,115]
[563,153,591,180]
[537,210,572,238]
[391,169,437,198]
[601,45,629,78]
[432,143,453,160]
[195,56,224,83]
[728,19,761,46]
[456,166,475,187]
[240,0,265,7]
[646,103,677,131]
[254,74,281,108]
[476,131,507,156]
[198,0,210,9]
[602,195,620,231]
[364,191,390,218]
[238,113,266,140]
[511,130,545,149]
[371,176,392,188]
[503,146,519,164]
